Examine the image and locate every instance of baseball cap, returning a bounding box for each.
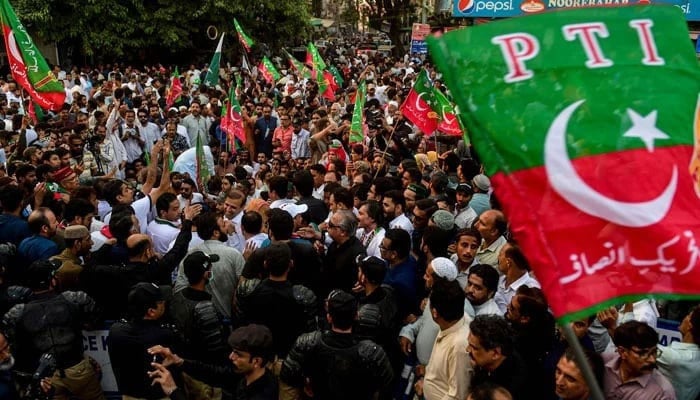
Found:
[183,251,219,281]
[278,202,308,218]
[407,183,429,199]
[228,324,274,360]
[127,282,172,319]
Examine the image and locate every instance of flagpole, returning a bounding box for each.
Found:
[373,123,398,181]
[559,323,605,400]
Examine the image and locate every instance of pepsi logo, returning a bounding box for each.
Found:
[458,0,475,13]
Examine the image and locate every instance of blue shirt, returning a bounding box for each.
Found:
[384,256,418,319]
[468,192,491,217]
[0,214,31,246]
[657,341,700,400]
[18,235,59,264]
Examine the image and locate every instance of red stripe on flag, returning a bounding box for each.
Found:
[493,145,700,320]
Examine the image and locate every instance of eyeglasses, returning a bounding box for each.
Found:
[327,221,342,230]
[628,347,662,359]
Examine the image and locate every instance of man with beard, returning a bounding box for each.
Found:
[174,211,245,319]
[18,207,59,265]
[604,321,675,399]
[182,101,211,146]
[382,190,413,235]
[465,264,500,316]
[0,185,31,246]
[147,324,277,400]
[253,105,277,158]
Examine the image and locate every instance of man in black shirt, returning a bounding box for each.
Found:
[108,283,181,399]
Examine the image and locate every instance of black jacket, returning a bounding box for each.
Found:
[108,319,181,399]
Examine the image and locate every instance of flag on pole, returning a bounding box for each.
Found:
[258,57,280,84]
[328,65,344,87]
[27,99,44,125]
[400,69,439,135]
[431,88,461,136]
[195,133,211,188]
[166,67,182,109]
[349,81,367,144]
[233,18,254,52]
[221,86,246,146]
[0,0,65,111]
[241,52,251,73]
[428,5,700,322]
[283,48,311,79]
[203,33,225,88]
[307,42,327,71]
[319,70,338,101]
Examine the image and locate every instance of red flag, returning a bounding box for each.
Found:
[220,88,246,146]
[400,70,439,135]
[165,67,182,109]
[320,71,338,101]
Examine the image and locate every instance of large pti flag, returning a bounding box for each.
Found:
[0,0,65,111]
[349,80,367,144]
[400,69,439,135]
[428,5,700,322]
[203,33,224,88]
[233,18,254,52]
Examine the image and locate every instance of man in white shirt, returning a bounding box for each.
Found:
[382,190,413,236]
[291,118,311,160]
[242,210,268,249]
[465,264,501,317]
[454,183,477,230]
[120,109,145,163]
[493,242,540,315]
[147,193,181,254]
[136,110,161,152]
[355,200,385,258]
[219,190,244,250]
[177,178,204,211]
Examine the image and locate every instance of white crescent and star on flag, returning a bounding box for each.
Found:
[543,99,677,228]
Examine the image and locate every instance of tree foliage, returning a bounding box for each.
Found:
[12,0,312,58]
[365,0,414,55]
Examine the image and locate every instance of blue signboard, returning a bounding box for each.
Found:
[453,0,698,21]
[411,39,429,54]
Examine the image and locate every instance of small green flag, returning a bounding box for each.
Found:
[350,81,366,143]
[307,43,327,71]
[233,18,255,52]
[203,33,225,88]
[259,56,281,84]
[328,65,344,86]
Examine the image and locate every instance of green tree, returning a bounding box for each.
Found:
[12,0,311,58]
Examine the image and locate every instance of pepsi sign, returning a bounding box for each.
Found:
[453,0,699,21]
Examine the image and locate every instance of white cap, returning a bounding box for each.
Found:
[278,203,308,218]
[430,257,458,281]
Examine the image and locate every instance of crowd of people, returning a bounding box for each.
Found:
[0,38,697,400]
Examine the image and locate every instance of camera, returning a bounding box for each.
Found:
[33,353,56,381]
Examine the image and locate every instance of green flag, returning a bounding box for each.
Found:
[259,56,280,84]
[328,65,344,86]
[0,0,65,110]
[428,5,700,321]
[307,42,327,71]
[195,133,211,188]
[203,33,225,88]
[233,18,255,52]
[350,81,366,144]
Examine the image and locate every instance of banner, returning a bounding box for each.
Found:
[453,0,698,20]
